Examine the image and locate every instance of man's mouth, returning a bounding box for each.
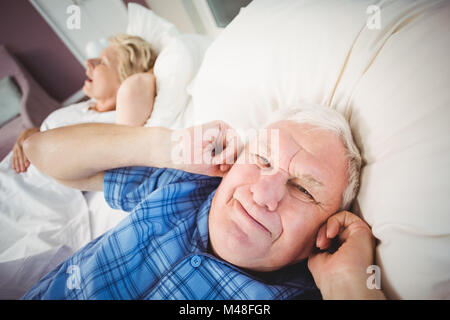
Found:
[234,198,273,239]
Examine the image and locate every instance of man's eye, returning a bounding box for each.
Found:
[256,155,271,168]
[292,183,313,199]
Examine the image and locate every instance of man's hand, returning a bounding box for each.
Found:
[172,121,244,177]
[12,127,40,173]
[308,211,386,299]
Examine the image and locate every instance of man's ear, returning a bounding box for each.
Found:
[218,164,232,176]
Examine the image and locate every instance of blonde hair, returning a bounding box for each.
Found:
[108,34,157,82]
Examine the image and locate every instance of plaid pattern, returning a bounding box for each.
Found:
[23,166,319,300]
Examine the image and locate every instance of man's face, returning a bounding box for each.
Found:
[208,120,348,272]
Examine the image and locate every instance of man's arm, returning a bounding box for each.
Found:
[52,172,106,192]
[23,121,238,191]
[23,123,173,191]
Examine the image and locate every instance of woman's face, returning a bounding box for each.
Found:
[83,45,121,110]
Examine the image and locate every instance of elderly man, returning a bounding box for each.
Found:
[22,105,385,300]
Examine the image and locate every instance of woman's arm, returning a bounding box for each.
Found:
[115,72,156,127]
[23,123,172,191]
[12,127,40,173]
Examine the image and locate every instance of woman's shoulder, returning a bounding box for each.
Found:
[55,99,94,113]
[50,99,94,118]
[40,99,108,131]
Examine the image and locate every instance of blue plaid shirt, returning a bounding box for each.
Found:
[23,166,320,300]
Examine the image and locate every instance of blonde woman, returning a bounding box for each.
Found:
[12,34,157,173]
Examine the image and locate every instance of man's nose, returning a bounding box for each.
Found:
[250,171,286,211]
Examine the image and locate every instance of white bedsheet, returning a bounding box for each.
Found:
[0,100,129,299]
[0,152,91,262]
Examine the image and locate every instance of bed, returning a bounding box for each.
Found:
[1,0,449,300]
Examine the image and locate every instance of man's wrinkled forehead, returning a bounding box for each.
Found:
[245,121,300,171]
[244,121,334,192]
[234,120,348,212]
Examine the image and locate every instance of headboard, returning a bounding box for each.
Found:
[0,45,60,159]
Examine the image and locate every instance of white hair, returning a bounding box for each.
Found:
[265,105,362,211]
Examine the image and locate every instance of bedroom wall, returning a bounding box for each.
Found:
[0,0,85,103]
[0,0,150,104]
[123,0,149,8]
[145,0,222,38]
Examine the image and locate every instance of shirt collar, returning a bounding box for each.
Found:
[193,189,216,252]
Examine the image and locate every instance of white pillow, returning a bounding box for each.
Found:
[146,34,212,129]
[126,3,212,128]
[333,0,450,300]
[190,0,373,130]
[190,0,450,299]
[126,3,179,55]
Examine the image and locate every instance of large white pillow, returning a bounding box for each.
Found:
[147,33,212,128]
[126,3,211,128]
[126,3,179,55]
[191,0,377,129]
[332,0,450,299]
[190,0,450,299]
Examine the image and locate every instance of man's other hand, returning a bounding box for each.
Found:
[308,211,385,299]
